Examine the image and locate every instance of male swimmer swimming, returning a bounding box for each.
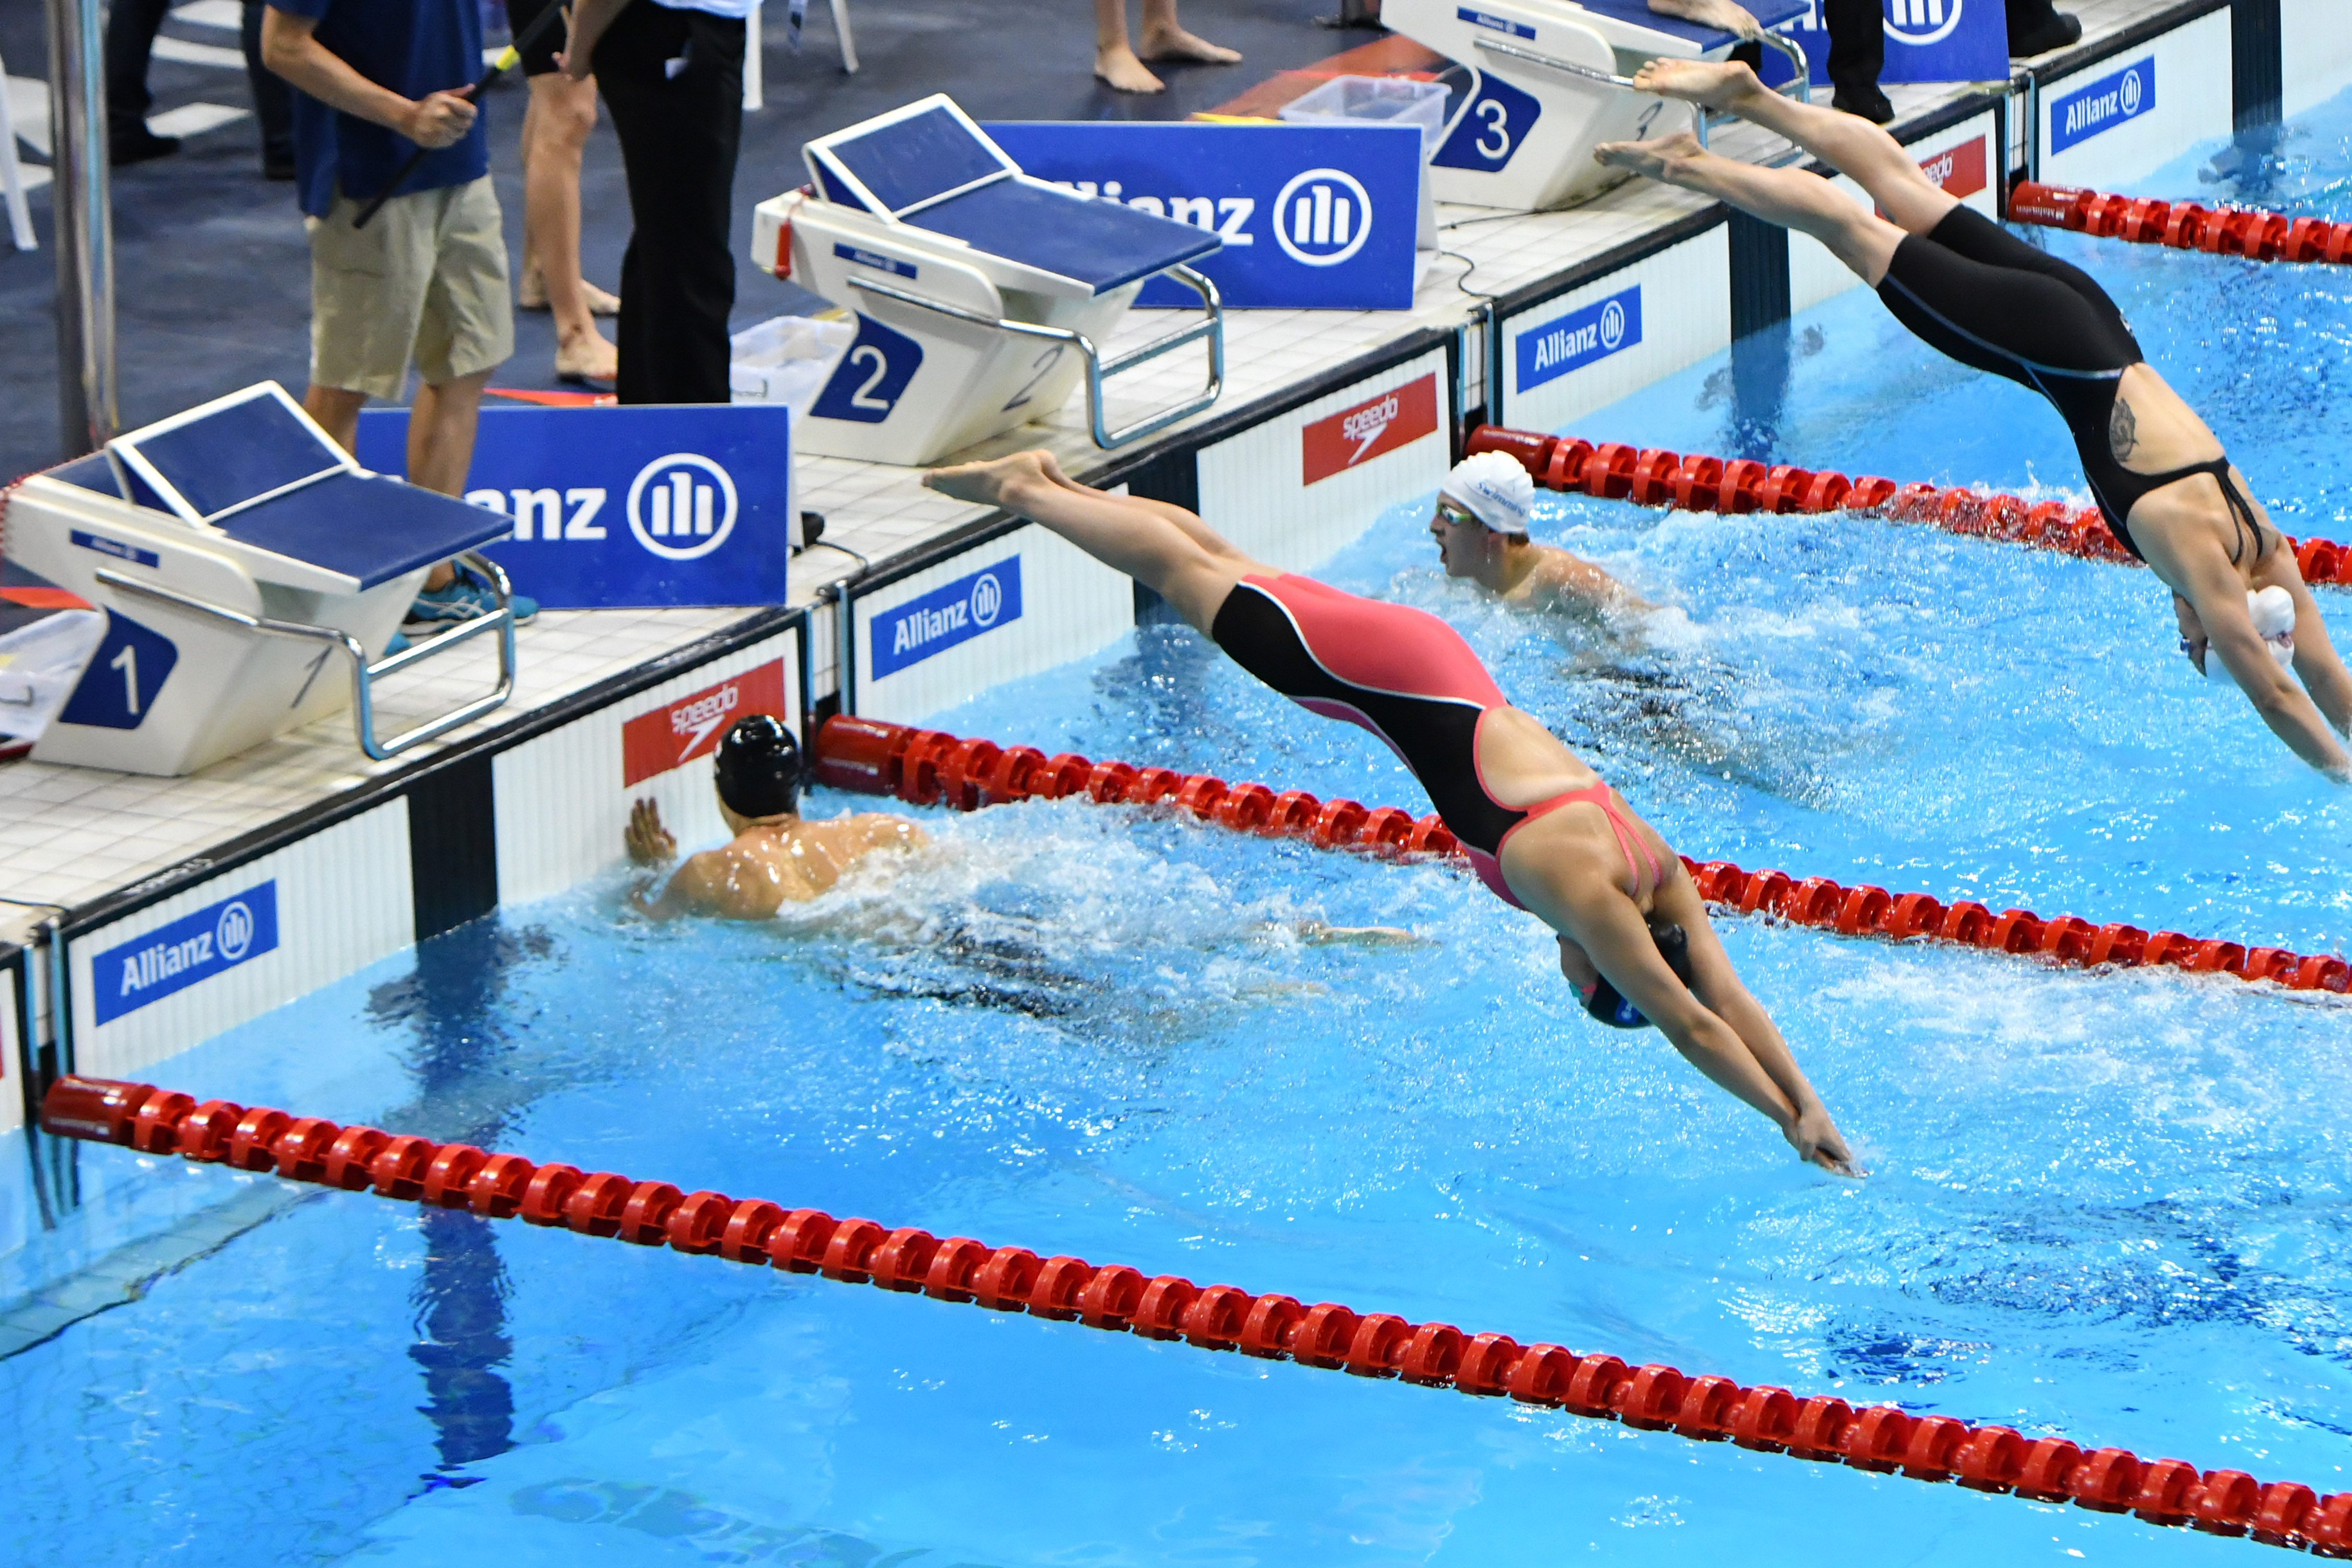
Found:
[1432,451,1651,618]
[925,450,1856,1174]
[1595,61,2352,779]
[627,716,928,920]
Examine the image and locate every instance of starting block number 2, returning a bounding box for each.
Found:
[811,313,926,425]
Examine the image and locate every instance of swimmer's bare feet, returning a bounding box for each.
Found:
[923,449,1058,508]
[1095,44,1166,94]
[1593,130,1708,183]
[1139,22,1240,65]
[1630,58,1768,114]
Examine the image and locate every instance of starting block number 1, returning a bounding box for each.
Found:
[57,610,180,732]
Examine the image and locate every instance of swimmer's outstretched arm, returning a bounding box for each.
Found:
[1532,852,1855,1173]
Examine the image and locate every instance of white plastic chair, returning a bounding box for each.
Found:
[0,45,39,251]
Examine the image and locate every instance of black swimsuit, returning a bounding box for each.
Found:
[1876,206,2269,564]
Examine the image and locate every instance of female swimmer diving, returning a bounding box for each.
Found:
[924,450,1857,1174]
[1596,60,2352,779]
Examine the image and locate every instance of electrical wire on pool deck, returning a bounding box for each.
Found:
[38,1073,2350,1553]
[1459,426,2352,585]
[810,716,2352,995]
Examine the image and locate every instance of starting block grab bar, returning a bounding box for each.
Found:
[93,550,517,762]
[845,263,1225,451]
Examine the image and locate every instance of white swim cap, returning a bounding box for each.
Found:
[2204,586,2298,689]
[1439,452,1535,537]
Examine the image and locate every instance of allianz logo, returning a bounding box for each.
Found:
[117,900,255,999]
[1053,181,1257,245]
[466,453,740,562]
[1053,167,1376,268]
[1529,297,1627,372]
[892,569,1004,658]
[2065,69,2143,136]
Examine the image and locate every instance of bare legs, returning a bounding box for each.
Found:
[1094,0,1240,95]
[521,72,618,384]
[925,449,1261,631]
[1595,60,1961,285]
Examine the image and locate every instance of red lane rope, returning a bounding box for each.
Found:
[1459,425,2352,586]
[39,1073,2342,1551]
[811,717,2351,996]
[2010,180,2352,267]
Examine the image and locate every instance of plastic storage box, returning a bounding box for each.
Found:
[729,313,857,416]
[1277,75,1446,249]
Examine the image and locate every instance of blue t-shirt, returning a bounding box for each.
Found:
[268,0,490,219]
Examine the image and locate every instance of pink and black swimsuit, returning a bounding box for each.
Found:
[1208,573,1663,910]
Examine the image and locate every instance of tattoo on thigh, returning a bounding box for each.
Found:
[2109,396,2138,462]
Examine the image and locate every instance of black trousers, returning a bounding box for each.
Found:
[103,0,173,140]
[594,3,745,405]
[240,1,295,164]
[1824,0,1884,104]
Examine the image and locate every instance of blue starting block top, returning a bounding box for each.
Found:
[806,95,1220,296]
[1572,0,1813,51]
[54,383,509,591]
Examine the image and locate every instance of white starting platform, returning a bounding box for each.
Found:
[1385,0,1815,211]
[2,384,516,776]
[752,95,1229,467]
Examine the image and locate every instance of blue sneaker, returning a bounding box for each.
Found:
[405,564,538,630]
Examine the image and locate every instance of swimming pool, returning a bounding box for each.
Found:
[8,90,2352,1568]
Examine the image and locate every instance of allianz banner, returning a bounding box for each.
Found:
[1769,0,2009,87]
[982,122,1422,310]
[355,404,793,609]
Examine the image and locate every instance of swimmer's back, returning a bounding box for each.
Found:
[675,813,928,920]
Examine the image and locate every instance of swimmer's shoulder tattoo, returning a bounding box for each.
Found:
[2109,396,2137,462]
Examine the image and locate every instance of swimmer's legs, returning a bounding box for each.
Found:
[924,451,1264,633]
[1594,130,1904,285]
[1628,60,1958,238]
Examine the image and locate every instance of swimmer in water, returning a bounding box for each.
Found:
[626,715,929,919]
[925,449,1857,1174]
[1596,61,2352,780]
[1431,451,1652,619]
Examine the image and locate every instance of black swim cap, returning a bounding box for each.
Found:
[1584,923,1693,1030]
[714,714,802,819]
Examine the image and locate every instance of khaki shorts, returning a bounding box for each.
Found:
[307,175,514,400]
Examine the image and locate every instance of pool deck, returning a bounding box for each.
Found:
[0,0,2209,943]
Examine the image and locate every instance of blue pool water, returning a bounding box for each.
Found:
[8,93,2352,1568]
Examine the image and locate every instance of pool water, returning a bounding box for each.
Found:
[8,91,2352,1568]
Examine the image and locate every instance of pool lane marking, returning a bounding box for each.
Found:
[36,1073,2343,1551]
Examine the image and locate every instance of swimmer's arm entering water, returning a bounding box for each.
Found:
[2156,532,2352,778]
[1537,852,1855,1174]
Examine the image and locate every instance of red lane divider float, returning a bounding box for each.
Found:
[812,717,2351,996]
[41,1071,2346,1553]
[2010,179,2352,268]
[1459,425,2352,586]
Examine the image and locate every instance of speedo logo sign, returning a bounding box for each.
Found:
[1916,135,1986,199]
[1516,285,1642,393]
[621,660,789,787]
[93,881,279,1024]
[1302,374,1440,486]
[2051,58,2155,154]
[871,556,1023,679]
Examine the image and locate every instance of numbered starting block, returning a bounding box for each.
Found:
[1382,0,1814,212]
[1,383,516,775]
[752,95,1227,466]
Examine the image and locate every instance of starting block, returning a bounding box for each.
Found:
[1,383,516,775]
[752,95,1227,466]
[1382,0,1814,212]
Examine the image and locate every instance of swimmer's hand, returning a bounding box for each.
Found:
[1786,1105,1860,1177]
[626,798,677,866]
[1294,919,1426,948]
